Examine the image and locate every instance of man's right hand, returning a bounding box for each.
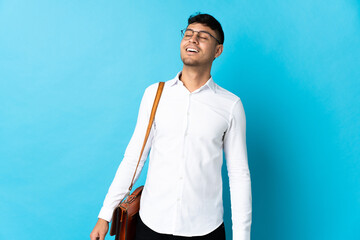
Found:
[90,218,109,240]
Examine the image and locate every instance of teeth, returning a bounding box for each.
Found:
[186,48,198,52]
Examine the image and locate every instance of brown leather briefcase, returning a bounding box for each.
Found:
[109,186,144,240]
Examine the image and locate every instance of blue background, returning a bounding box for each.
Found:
[1,1,359,239]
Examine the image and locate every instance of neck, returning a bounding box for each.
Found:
[180,65,212,93]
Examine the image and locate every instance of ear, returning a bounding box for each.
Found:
[214,44,223,59]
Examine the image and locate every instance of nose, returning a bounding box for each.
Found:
[189,32,199,43]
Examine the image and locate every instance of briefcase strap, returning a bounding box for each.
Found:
[128,82,165,191]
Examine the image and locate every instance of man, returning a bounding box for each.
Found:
[90,13,252,240]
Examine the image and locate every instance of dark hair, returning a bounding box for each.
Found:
[187,13,224,44]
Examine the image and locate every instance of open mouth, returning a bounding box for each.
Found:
[186,48,199,53]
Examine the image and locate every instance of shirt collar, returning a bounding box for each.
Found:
[168,71,217,93]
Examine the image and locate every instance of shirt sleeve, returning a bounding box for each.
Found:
[98,86,155,222]
[223,99,252,240]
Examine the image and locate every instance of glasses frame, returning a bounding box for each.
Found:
[181,28,221,44]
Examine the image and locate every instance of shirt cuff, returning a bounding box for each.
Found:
[98,206,114,222]
[233,230,251,240]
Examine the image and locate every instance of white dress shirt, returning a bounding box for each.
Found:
[98,72,252,240]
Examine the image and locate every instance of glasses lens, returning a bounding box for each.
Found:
[198,31,211,39]
[181,29,213,41]
[183,29,193,38]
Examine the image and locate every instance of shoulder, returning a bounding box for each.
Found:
[142,82,161,98]
[143,78,175,96]
[215,84,241,102]
[213,84,247,126]
[144,82,160,94]
[213,82,245,112]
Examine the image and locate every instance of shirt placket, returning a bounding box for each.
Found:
[173,88,192,233]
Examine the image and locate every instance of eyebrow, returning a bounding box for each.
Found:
[186,28,212,35]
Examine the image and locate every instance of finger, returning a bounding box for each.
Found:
[99,233,105,240]
[90,232,99,240]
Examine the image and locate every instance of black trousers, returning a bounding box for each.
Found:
[134,214,226,240]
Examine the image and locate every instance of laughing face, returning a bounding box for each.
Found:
[180,23,223,67]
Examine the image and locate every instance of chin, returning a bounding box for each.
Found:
[181,57,201,66]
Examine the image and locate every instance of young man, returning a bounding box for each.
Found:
[90,13,252,240]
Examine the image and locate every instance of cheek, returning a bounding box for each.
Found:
[180,39,187,47]
[204,47,217,57]
[180,43,187,52]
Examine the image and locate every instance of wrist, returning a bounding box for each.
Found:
[98,218,109,224]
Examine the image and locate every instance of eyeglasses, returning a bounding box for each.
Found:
[181,28,221,44]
